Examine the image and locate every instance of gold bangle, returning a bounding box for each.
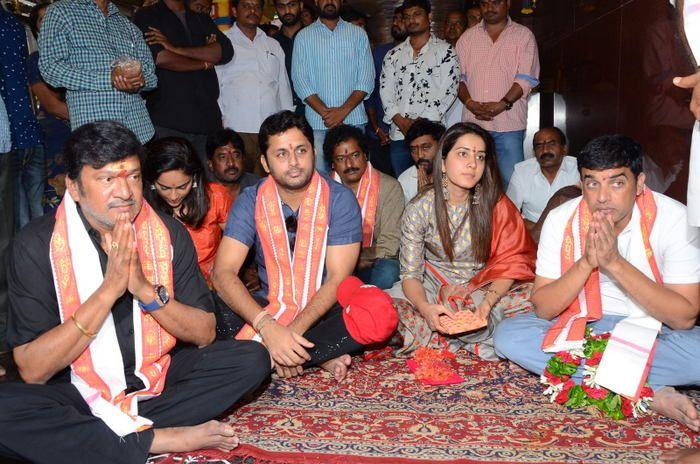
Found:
[71,314,96,339]
[253,312,271,332]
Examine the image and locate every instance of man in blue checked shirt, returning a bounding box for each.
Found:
[291,0,374,173]
[38,0,158,144]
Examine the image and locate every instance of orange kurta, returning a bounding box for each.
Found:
[187,182,233,284]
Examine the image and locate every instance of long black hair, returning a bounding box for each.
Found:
[143,137,209,228]
[432,122,503,263]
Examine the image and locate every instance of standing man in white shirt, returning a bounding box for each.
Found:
[379,0,459,177]
[506,126,580,230]
[216,0,294,175]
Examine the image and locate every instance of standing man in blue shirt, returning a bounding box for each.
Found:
[39,0,157,144]
[0,7,45,232]
[291,0,374,173]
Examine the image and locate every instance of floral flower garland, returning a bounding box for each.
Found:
[541,329,654,419]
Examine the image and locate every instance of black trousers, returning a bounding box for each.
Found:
[0,340,269,464]
[214,293,364,369]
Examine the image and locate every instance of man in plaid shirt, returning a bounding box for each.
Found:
[39,0,157,143]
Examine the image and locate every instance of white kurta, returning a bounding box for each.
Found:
[683,0,700,226]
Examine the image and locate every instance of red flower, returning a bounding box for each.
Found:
[582,384,608,400]
[621,398,634,417]
[555,380,575,404]
[639,386,654,399]
[556,351,578,364]
[555,389,570,404]
[586,351,603,366]
[596,332,611,340]
[544,370,564,385]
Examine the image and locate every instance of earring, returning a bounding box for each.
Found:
[441,172,449,200]
[192,180,198,188]
[149,184,156,190]
[472,183,481,205]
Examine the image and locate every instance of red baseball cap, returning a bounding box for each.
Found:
[337,276,398,345]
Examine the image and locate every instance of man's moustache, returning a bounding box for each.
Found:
[539,153,555,160]
[343,168,360,175]
[108,200,136,208]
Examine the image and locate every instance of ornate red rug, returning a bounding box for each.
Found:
[150,351,699,463]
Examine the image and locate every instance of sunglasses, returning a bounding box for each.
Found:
[285,215,297,252]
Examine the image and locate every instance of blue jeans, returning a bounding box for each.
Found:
[11,145,45,230]
[314,124,366,174]
[355,258,400,290]
[0,151,12,350]
[489,130,525,188]
[493,312,700,391]
[389,140,412,177]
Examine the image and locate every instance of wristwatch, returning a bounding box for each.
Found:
[501,98,513,111]
[138,285,170,312]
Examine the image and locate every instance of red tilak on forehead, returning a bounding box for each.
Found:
[116,170,127,178]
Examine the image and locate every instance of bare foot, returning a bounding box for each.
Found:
[320,354,352,382]
[150,420,239,453]
[656,448,700,464]
[651,387,700,432]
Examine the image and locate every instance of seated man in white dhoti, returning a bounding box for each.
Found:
[494,134,700,430]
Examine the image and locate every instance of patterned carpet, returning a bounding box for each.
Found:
[150,351,699,464]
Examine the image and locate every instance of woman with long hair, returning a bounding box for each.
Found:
[389,123,537,360]
[144,137,230,286]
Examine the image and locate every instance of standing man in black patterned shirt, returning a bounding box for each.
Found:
[379,0,459,177]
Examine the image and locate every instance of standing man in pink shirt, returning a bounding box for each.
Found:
[455,0,539,187]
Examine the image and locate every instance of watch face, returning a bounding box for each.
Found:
[156,285,170,305]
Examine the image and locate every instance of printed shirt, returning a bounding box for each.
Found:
[38,0,157,143]
[0,9,42,149]
[455,18,540,132]
[292,19,374,130]
[379,35,460,140]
